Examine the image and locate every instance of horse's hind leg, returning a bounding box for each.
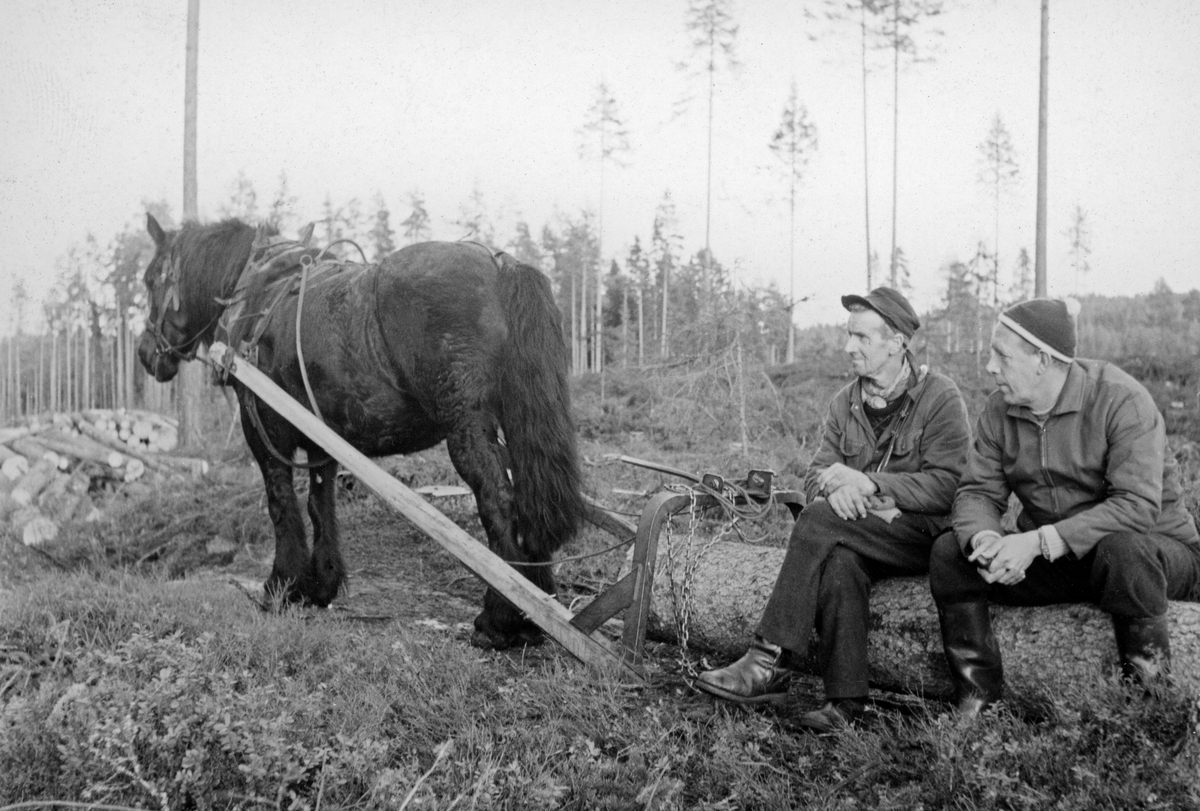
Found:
[307,458,345,606]
[446,418,550,650]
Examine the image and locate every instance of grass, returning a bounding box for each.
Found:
[2,358,1199,809]
[2,573,1198,808]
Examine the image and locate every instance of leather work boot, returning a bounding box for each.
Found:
[694,637,791,706]
[1113,614,1171,690]
[938,601,1004,717]
[799,698,867,733]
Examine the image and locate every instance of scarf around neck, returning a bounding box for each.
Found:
[861,356,913,410]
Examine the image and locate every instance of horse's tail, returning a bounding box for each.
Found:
[495,254,584,559]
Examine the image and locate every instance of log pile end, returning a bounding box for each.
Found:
[1,409,208,549]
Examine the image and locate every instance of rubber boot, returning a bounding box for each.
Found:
[694,637,791,706]
[1112,614,1171,689]
[938,601,1004,717]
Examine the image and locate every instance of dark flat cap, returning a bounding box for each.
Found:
[841,286,920,338]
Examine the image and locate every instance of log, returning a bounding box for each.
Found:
[0,426,42,445]
[36,472,72,511]
[10,459,59,507]
[637,539,1200,699]
[72,414,205,476]
[12,505,59,547]
[0,493,17,522]
[158,456,207,476]
[9,437,55,463]
[35,429,126,468]
[2,455,29,482]
[123,458,146,483]
[72,416,174,474]
[153,425,179,452]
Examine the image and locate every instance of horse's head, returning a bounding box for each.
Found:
[137,213,196,382]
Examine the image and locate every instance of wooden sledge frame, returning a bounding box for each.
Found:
[576,488,804,670]
[206,342,801,681]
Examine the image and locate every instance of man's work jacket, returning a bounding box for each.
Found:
[804,360,972,534]
[953,359,1199,558]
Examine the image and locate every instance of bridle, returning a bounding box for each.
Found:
[145,250,217,366]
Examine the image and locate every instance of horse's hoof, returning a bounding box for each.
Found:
[469,627,545,651]
[262,579,309,611]
[470,629,513,650]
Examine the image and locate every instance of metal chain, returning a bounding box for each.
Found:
[662,489,738,679]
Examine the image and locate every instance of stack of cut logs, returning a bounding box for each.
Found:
[0,409,208,548]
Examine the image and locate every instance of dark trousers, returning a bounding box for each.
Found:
[756,500,938,700]
[929,529,1200,618]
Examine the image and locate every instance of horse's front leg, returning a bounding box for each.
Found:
[307,458,345,606]
[240,394,318,605]
[446,418,551,650]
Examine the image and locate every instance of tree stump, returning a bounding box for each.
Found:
[637,539,1200,699]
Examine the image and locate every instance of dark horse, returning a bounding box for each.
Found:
[137,214,584,650]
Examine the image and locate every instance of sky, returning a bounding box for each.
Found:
[2,0,1199,333]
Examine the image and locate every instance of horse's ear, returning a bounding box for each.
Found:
[297,222,315,246]
[252,223,271,249]
[147,214,166,247]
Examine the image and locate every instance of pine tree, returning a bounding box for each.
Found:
[650,192,683,359]
[889,245,910,293]
[808,0,888,286]
[625,237,651,365]
[1063,203,1092,295]
[579,82,632,376]
[401,191,432,245]
[880,0,944,279]
[508,221,543,268]
[768,81,818,362]
[218,170,259,221]
[453,184,493,245]
[265,171,299,231]
[368,192,397,262]
[977,113,1020,307]
[1009,247,1034,304]
[679,0,740,265]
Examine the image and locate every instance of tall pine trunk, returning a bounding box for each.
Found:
[861,1,873,290]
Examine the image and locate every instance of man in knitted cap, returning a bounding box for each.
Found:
[930,298,1200,715]
[695,287,971,731]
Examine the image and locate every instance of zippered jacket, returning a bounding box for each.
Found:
[804,358,972,532]
[952,359,1199,557]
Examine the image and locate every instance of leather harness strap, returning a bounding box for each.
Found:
[217,235,363,470]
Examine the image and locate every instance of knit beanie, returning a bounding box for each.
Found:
[997,298,1080,362]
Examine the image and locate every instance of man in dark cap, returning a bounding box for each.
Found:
[695,287,971,731]
[930,298,1200,716]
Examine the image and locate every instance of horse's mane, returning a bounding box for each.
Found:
[174,218,277,340]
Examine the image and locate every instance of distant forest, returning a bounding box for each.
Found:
[0,177,1195,430]
[792,282,1200,373]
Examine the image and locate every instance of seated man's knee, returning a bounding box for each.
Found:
[928,531,970,603]
[789,500,841,546]
[798,499,840,527]
[1092,531,1153,573]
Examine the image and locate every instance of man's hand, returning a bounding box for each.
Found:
[968,530,1041,586]
[827,484,870,520]
[816,463,878,498]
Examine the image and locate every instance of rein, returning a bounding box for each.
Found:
[293,238,369,424]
